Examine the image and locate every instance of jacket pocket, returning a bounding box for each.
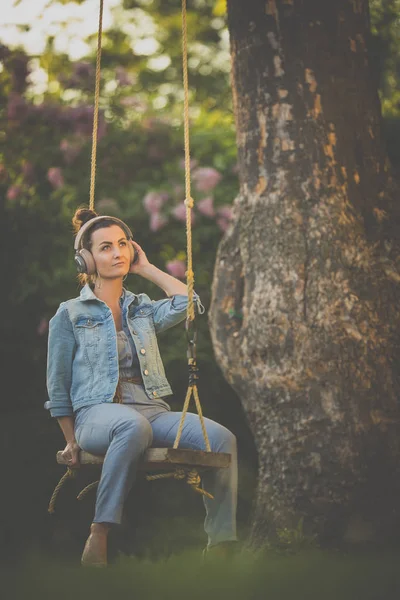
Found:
[75,317,104,347]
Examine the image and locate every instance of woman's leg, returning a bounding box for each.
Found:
[149,412,238,548]
[75,403,153,525]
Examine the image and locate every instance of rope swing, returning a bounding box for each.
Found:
[48,0,229,514]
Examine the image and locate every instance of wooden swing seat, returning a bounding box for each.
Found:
[57,447,231,471]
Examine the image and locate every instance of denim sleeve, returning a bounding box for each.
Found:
[44,304,76,418]
[152,293,205,334]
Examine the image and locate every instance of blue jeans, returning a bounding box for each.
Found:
[74,403,238,548]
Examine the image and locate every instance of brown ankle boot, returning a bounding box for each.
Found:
[81,525,108,568]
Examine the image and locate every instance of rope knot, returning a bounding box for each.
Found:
[184,197,194,209]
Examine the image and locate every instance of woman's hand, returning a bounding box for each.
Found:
[61,440,81,468]
[129,240,151,274]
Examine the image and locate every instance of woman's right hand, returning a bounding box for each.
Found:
[61,440,81,468]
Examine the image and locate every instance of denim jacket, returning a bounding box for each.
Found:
[45,284,204,418]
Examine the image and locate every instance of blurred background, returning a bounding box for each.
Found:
[0,0,399,563]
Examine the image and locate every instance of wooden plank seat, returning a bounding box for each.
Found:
[57,448,231,471]
[49,449,231,513]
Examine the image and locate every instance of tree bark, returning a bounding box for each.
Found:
[210,0,400,547]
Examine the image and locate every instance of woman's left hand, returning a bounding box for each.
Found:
[129,240,151,274]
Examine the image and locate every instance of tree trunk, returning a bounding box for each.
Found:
[210,0,400,547]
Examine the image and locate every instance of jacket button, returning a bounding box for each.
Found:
[140,349,146,355]
[144,369,149,376]
[152,391,158,397]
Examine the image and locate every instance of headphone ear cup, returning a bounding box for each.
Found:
[79,248,96,275]
[128,240,135,265]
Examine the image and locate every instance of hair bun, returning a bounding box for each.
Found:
[72,207,98,234]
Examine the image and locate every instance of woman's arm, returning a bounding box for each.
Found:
[57,416,80,467]
[130,241,187,296]
[45,305,76,418]
[139,264,188,297]
[57,416,76,443]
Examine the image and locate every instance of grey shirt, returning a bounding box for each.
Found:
[116,328,171,419]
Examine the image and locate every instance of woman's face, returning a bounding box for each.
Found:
[90,224,131,279]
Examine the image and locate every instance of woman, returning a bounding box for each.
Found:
[45,208,238,567]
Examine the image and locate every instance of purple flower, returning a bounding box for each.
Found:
[179,157,198,171]
[63,105,107,140]
[143,191,168,215]
[6,185,22,202]
[192,167,222,192]
[47,167,64,189]
[149,213,168,232]
[216,204,233,232]
[166,259,186,279]
[197,196,215,217]
[171,202,196,224]
[60,138,82,164]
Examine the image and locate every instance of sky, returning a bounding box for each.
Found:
[1,0,120,60]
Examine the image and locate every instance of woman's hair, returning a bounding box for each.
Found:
[72,206,120,288]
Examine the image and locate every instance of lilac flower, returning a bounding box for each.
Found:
[150,213,168,232]
[172,202,196,224]
[166,259,186,279]
[179,157,198,171]
[143,191,169,215]
[63,106,107,140]
[37,317,49,336]
[192,167,222,192]
[197,196,215,217]
[216,204,233,232]
[217,205,233,220]
[6,185,22,202]
[47,167,64,189]
[60,138,82,164]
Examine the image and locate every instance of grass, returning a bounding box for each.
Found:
[3,547,400,600]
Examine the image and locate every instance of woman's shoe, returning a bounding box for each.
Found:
[81,531,108,567]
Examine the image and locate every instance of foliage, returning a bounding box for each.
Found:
[276,518,318,555]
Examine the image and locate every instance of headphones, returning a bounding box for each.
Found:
[74,215,137,275]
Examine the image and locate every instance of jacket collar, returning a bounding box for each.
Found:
[79,283,138,308]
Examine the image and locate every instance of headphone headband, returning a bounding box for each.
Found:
[74,216,133,251]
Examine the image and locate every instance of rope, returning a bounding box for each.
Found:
[77,480,100,501]
[170,0,210,455]
[181,0,195,323]
[89,0,104,211]
[48,468,77,514]
[146,468,214,499]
